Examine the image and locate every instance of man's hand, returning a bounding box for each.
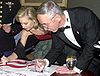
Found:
[34,59,47,72]
[0,24,2,28]
[56,66,77,74]
[2,23,12,33]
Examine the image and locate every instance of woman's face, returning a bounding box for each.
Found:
[19,16,35,31]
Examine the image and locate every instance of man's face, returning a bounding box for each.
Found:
[37,14,60,32]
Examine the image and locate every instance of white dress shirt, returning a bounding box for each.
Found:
[63,10,81,47]
[63,10,82,73]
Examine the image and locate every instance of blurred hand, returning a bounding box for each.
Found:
[1,56,8,65]
[0,24,2,28]
[34,59,46,72]
[56,66,77,74]
[2,23,12,33]
[21,29,32,37]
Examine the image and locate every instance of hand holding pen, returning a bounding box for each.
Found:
[34,59,46,72]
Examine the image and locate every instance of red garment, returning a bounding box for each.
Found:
[35,32,52,40]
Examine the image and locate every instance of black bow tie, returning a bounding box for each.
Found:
[58,26,70,32]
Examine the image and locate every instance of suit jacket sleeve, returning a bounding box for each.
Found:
[45,33,65,65]
[14,40,27,60]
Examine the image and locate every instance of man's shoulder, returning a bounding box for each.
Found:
[68,7,92,11]
[67,7,93,14]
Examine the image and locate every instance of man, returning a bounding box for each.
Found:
[0,0,21,57]
[36,0,100,76]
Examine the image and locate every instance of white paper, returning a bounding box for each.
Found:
[0,65,59,76]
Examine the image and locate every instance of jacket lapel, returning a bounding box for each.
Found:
[58,32,80,49]
[71,24,84,47]
[57,9,83,49]
[68,9,83,47]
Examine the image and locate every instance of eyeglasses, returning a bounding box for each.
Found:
[40,14,57,31]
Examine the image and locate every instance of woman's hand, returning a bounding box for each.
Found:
[21,29,32,37]
[0,53,18,65]
[1,56,8,65]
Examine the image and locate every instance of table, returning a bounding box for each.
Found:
[51,70,95,76]
[0,60,59,76]
[0,59,95,76]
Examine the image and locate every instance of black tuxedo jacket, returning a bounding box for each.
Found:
[45,7,100,70]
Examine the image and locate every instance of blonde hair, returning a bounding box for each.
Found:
[16,6,39,29]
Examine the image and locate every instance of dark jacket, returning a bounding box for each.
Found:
[0,0,21,57]
[45,7,100,70]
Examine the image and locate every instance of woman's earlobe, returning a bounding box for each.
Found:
[32,20,37,24]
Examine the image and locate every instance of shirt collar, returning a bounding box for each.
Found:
[63,10,71,28]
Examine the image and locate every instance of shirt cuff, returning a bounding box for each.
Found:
[43,59,49,68]
[73,67,82,74]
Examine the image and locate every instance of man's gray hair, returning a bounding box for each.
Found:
[37,0,64,19]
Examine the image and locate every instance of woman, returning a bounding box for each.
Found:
[1,6,52,64]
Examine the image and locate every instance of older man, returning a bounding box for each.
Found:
[36,0,100,76]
